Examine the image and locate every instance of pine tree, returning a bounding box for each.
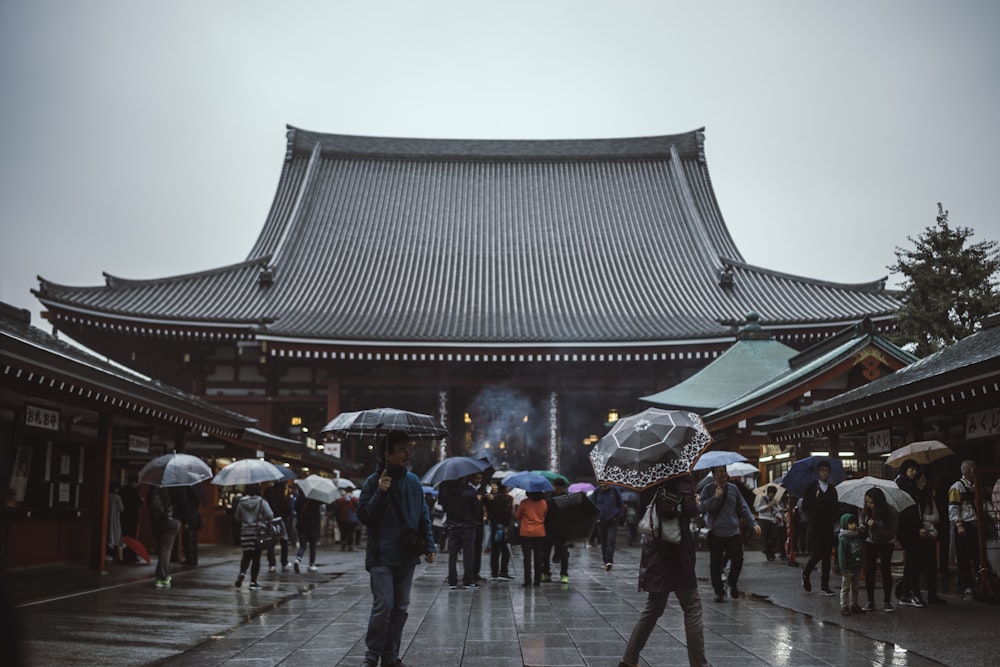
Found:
[888,203,1000,356]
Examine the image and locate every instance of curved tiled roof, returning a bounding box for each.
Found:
[35,126,900,346]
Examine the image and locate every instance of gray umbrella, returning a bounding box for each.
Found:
[138,453,212,487]
[210,459,285,487]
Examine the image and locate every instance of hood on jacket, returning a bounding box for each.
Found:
[840,512,858,529]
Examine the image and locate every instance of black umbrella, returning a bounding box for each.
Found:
[421,456,492,486]
[590,408,712,490]
[546,492,599,544]
[320,407,448,441]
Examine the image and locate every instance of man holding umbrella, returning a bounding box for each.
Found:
[699,466,760,602]
[358,431,436,667]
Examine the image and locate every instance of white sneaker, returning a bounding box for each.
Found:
[308,564,318,572]
[268,566,276,573]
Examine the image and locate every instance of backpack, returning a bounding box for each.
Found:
[148,487,171,521]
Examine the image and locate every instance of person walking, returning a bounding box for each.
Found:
[542,478,571,583]
[859,487,899,612]
[592,482,624,570]
[484,483,514,581]
[515,491,548,587]
[837,513,864,616]
[234,484,274,590]
[293,486,321,572]
[264,481,292,572]
[800,459,839,596]
[618,474,707,667]
[357,431,435,667]
[948,459,979,595]
[754,486,782,561]
[147,484,180,588]
[700,466,760,602]
[334,489,361,551]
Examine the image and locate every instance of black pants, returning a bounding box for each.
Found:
[863,541,894,604]
[520,537,545,585]
[240,547,263,583]
[707,532,744,594]
[803,522,834,589]
[489,524,511,577]
[954,522,980,591]
[448,526,476,586]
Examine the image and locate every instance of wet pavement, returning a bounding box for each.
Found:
[11,536,999,667]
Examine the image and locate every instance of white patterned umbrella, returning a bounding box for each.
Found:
[836,476,916,512]
[590,408,713,490]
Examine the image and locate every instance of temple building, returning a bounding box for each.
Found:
[33,126,901,479]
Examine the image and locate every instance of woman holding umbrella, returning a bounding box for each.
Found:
[234,484,274,589]
[618,474,707,667]
[859,487,899,612]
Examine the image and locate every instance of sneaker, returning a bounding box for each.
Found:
[294,560,300,573]
[730,585,739,599]
[235,573,245,588]
[498,575,514,581]
[282,563,290,571]
[560,575,569,584]
[540,573,552,582]
[801,573,812,592]
[248,581,262,590]
[861,601,876,612]
[268,566,276,573]
[462,583,480,590]
[884,602,894,612]
[819,588,836,597]
[841,607,851,616]
[713,591,725,603]
[155,579,170,588]
[308,564,318,572]
[448,584,459,590]
[909,595,926,608]
[962,587,973,596]
[605,563,613,570]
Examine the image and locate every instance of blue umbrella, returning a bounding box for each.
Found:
[781,456,846,497]
[422,485,439,497]
[504,471,553,493]
[691,450,748,471]
[421,456,492,486]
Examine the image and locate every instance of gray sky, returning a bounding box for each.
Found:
[2,1,999,328]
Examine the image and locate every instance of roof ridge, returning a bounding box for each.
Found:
[35,257,271,293]
[722,258,891,292]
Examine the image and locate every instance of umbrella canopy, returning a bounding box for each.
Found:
[274,465,298,481]
[753,482,786,504]
[320,407,448,441]
[590,408,713,489]
[532,470,570,487]
[421,485,439,497]
[726,462,760,478]
[138,453,213,487]
[492,469,519,482]
[504,471,554,493]
[297,474,338,504]
[421,456,492,486]
[691,449,748,471]
[546,492,600,543]
[568,482,596,494]
[210,459,284,487]
[835,476,916,512]
[781,456,846,497]
[334,478,356,490]
[885,440,955,467]
[121,535,150,564]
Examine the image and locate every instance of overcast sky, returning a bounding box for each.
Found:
[2,1,998,329]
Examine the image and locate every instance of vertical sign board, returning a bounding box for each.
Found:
[866,429,892,455]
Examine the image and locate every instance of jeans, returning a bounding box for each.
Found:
[448,526,476,585]
[364,563,415,665]
[520,536,545,585]
[489,523,511,577]
[296,524,318,565]
[154,518,180,581]
[267,538,289,568]
[622,588,707,667]
[863,541,894,604]
[597,519,619,564]
[707,532,744,594]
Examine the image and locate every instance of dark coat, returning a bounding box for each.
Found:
[637,475,698,594]
[801,479,839,550]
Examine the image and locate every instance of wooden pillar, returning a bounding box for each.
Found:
[90,411,113,573]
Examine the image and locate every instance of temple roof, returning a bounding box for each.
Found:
[35,126,901,347]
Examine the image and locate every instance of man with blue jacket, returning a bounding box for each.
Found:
[700,466,760,602]
[358,431,436,667]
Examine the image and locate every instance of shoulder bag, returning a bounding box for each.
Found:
[388,485,429,557]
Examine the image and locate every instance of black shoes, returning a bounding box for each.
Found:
[234,573,245,587]
[713,590,725,602]
[801,572,812,592]
[819,587,836,597]
[730,585,739,599]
